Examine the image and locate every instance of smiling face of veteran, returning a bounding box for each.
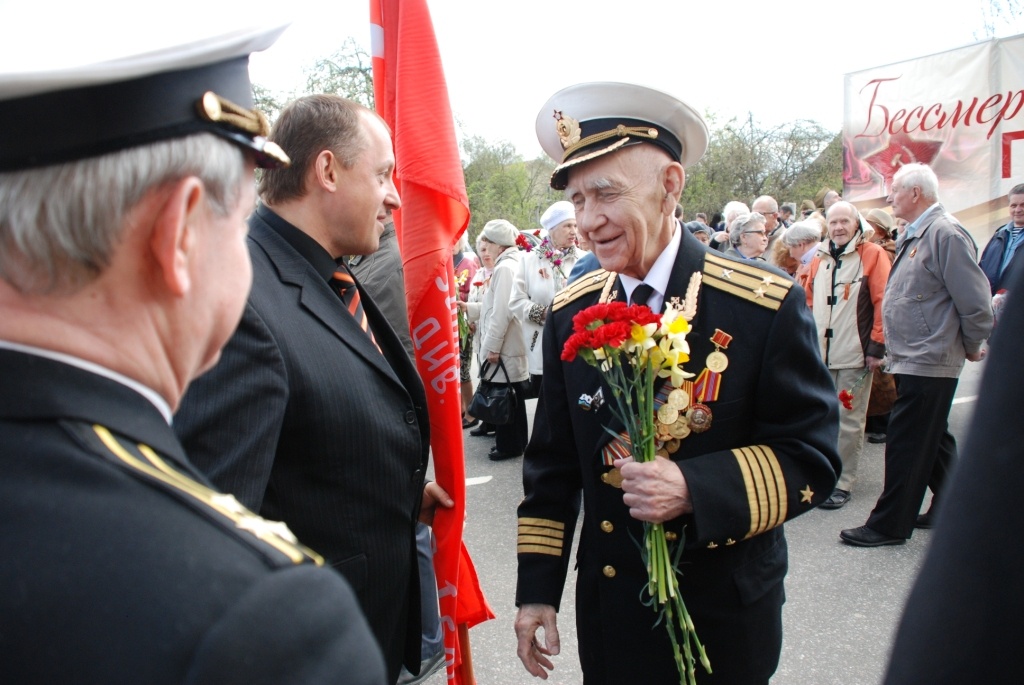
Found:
[565,144,684,280]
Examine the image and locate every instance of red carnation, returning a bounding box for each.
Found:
[838,389,854,411]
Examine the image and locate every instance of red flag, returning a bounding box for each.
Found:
[370,1,494,682]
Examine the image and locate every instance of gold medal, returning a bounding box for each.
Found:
[665,438,681,454]
[667,388,690,411]
[601,468,624,488]
[656,447,669,458]
[657,405,680,425]
[706,350,729,373]
[669,418,691,439]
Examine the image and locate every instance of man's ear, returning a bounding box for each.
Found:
[150,177,204,297]
[312,150,339,192]
[662,162,685,215]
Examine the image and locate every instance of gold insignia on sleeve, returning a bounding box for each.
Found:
[733,445,788,538]
[800,485,814,503]
[552,269,613,312]
[517,517,566,557]
[703,253,793,311]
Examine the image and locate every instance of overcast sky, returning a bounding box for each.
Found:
[247,1,1024,159]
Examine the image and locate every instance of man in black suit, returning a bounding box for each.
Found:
[514,82,840,685]
[175,94,452,684]
[0,23,385,685]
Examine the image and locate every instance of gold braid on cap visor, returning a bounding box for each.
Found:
[561,123,660,161]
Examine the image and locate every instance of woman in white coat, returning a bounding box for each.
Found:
[510,201,582,398]
[475,219,529,460]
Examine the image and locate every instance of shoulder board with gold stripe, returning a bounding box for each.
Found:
[552,269,613,312]
[702,253,793,311]
[88,424,324,567]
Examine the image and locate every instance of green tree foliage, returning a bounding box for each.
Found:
[681,114,841,219]
[252,83,285,124]
[251,38,373,125]
[303,37,374,108]
[461,136,560,244]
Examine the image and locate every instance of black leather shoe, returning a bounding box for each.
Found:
[462,417,479,429]
[819,489,851,510]
[915,513,933,529]
[866,432,887,444]
[469,423,495,436]
[488,449,522,461]
[840,525,906,547]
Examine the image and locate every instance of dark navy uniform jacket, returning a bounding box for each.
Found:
[516,228,840,685]
[0,349,385,685]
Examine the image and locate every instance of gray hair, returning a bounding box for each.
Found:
[781,220,824,247]
[825,200,860,222]
[751,195,779,214]
[728,212,766,245]
[0,133,246,295]
[893,163,940,202]
[722,200,750,226]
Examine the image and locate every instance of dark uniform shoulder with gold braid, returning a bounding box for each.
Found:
[552,269,614,312]
[702,252,793,312]
[75,421,325,568]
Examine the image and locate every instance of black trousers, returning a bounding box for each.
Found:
[866,374,958,538]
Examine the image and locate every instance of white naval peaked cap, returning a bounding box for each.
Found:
[536,82,709,190]
[0,2,292,171]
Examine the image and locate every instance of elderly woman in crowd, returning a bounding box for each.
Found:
[461,235,495,437]
[725,211,769,261]
[781,220,825,289]
[511,201,582,398]
[474,219,530,460]
[710,200,749,251]
[453,235,481,429]
[865,208,897,262]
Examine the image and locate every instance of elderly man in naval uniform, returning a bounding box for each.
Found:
[514,82,840,685]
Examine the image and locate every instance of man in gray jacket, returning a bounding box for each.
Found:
[841,163,993,547]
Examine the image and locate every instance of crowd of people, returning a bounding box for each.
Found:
[1,14,1017,685]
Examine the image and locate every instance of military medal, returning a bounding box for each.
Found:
[657,404,680,425]
[667,388,689,411]
[687,403,713,433]
[693,329,732,404]
[705,329,732,373]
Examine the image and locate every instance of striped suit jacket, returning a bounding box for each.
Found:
[175,207,429,682]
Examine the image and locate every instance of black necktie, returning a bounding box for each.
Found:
[631,283,655,307]
[331,263,380,352]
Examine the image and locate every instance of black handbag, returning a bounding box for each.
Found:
[469,359,517,425]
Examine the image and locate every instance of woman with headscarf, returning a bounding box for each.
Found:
[474,219,529,460]
[510,201,582,398]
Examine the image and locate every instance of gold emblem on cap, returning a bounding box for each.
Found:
[198,91,271,137]
[553,110,581,150]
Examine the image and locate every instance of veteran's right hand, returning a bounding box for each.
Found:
[515,603,560,679]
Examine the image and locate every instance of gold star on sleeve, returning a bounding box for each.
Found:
[800,485,814,503]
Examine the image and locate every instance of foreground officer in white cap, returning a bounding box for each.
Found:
[0,21,385,685]
[514,82,840,684]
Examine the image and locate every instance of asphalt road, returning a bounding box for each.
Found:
[424,360,984,685]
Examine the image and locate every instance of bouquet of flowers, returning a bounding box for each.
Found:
[454,269,470,351]
[838,367,872,410]
[517,230,572,283]
[561,282,711,684]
